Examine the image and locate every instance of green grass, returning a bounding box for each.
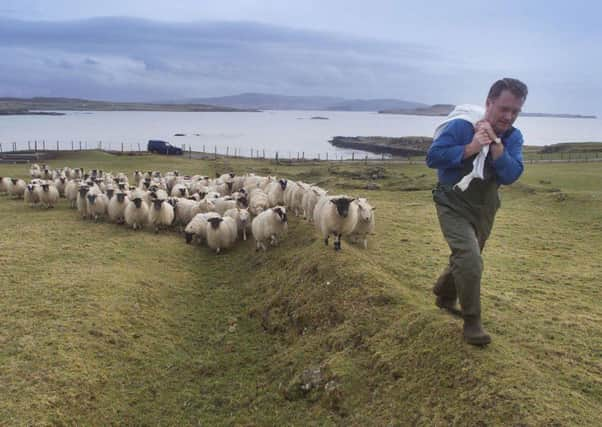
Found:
[1,151,601,425]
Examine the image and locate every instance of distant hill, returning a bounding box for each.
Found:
[380,104,597,119]
[0,97,254,114]
[180,93,427,111]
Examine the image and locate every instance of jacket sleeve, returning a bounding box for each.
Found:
[493,129,524,185]
[426,119,471,169]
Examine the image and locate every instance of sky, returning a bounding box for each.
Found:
[0,0,600,114]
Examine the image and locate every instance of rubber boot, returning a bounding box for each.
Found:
[463,316,491,346]
[433,268,461,317]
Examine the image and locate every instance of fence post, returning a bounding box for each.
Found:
[189,145,191,160]
[28,141,31,151]
[382,152,385,161]
[214,145,217,159]
[203,144,205,153]
[226,146,229,157]
[276,151,279,161]
[79,141,82,151]
[57,141,59,151]
[0,143,2,153]
[34,140,38,152]
[138,143,141,152]
[302,151,304,160]
[297,152,300,160]
[43,140,46,151]
[352,152,355,161]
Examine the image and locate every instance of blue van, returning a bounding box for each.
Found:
[147,140,183,155]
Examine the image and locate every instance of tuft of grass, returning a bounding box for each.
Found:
[1,151,601,425]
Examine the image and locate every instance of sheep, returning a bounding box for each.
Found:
[0,177,10,194]
[148,198,175,233]
[72,168,83,180]
[348,198,375,249]
[124,191,149,230]
[224,208,251,241]
[40,182,60,208]
[24,182,42,207]
[104,184,115,201]
[30,164,42,178]
[8,178,26,199]
[108,191,129,224]
[76,184,90,218]
[302,186,328,221]
[266,179,287,207]
[290,182,312,216]
[54,176,67,196]
[206,216,238,254]
[168,197,198,229]
[314,196,358,251]
[86,188,109,221]
[251,206,288,251]
[171,183,189,198]
[248,188,269,215]
[65,179,80,208]
[212,195,247,215]
[184,212,221,244]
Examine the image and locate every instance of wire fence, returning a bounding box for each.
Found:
[1,139,601,164]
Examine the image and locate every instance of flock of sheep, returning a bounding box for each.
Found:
[0,163,375,253]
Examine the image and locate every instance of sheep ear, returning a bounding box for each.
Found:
[330,199,336,204]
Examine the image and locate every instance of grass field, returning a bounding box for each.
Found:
[1,151,601,425]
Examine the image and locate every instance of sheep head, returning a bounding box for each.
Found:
[330,197,355,218]
[208,217,223,229]
[273,206,287,223]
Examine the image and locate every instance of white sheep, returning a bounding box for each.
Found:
[206,216,238,254]
[266,179,288,207]
[314,195,358,251]
[124,190,149,230]
[24,182,42,207]
[0,176,11,194]
[248,188,269,215]
[251,206,288,251]
[9,178,26,199]
[86,188,109,221]
[39,182,60,208]
[54,176,68,197]
[224,208,251,241]
[65,179,80,208]
[302,186,327,221]
[108,192,129,224]
[30,164,42,178]
[171,183,189,198]
[349,198,375,249]
[76,184,90,218]
[148,198,175,233]
[212,195,247,215]
[184,212,221,244]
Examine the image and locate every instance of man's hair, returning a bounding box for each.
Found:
[487,78,528,101]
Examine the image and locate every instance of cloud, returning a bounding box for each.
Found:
[0,16,599,114]
[0,17,457,102]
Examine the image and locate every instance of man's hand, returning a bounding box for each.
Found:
[464,128,492,159]
[476,120,504,160]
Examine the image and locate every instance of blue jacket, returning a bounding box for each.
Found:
[426,119,524,186]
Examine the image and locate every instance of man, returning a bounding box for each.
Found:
[426,78,527,346]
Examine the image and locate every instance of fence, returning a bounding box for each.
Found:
[1,139,601,164]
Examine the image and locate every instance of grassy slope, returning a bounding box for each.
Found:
[0,152,601,425]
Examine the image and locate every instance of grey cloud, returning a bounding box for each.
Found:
[0,17,487,103]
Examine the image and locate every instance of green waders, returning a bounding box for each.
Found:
[432,157,500,343]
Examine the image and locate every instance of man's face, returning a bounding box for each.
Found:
[485,90,524,135]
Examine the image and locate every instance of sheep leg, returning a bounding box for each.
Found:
[363,238,368,249]
[243,229,247,241]
[334,234,342,251]
[324,236,329,246]
[216,247,221,254]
